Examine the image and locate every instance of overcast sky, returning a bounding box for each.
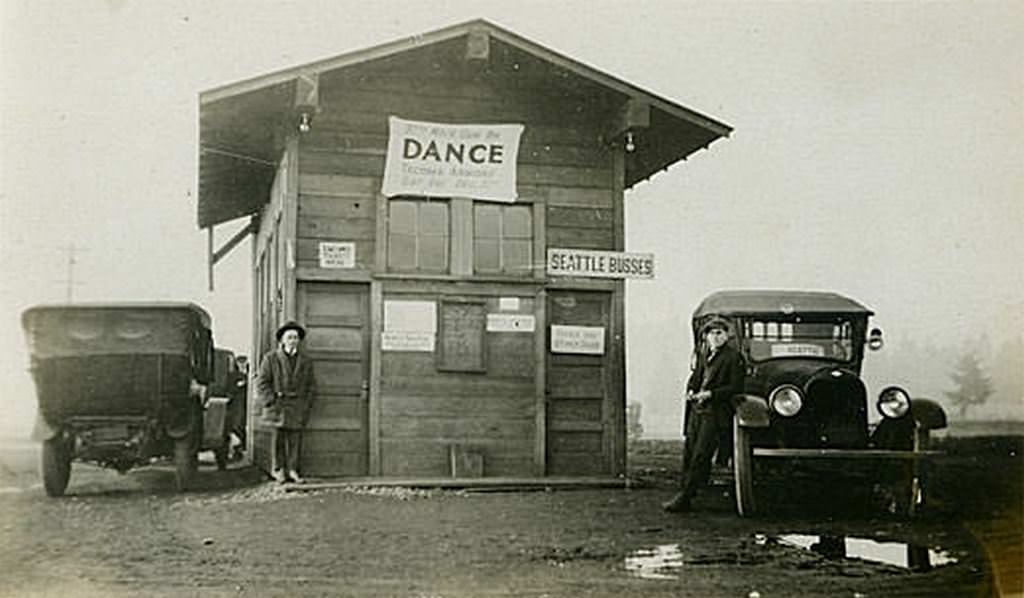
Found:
[2,1,1021,437]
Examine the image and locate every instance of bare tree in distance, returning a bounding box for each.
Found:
[944,352,995,418]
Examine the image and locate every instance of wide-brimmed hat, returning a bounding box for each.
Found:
[700,317,731,335]
[275,321,307,341]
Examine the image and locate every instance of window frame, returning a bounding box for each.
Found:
[472,202,534,277]
[386,197,452,274]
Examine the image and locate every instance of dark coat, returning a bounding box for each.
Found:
[686,342,745,414]
[257,348,316,430]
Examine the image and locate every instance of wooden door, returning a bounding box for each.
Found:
[545,291,612,476]
[298,282,370,476]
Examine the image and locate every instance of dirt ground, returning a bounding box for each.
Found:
[0,435,1019,598]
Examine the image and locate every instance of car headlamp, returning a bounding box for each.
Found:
[877,386,911,419]
[769,385,803,417]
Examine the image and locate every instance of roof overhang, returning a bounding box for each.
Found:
[197,19,732,228]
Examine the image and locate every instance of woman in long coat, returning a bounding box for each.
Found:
[257,321,316,483]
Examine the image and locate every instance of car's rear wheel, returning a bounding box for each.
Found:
[41,436,72,497]
[173,434,198,492]
[733,419,758,517]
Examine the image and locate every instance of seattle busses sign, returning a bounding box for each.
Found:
[546,248,655,280]
[381,117,524,202]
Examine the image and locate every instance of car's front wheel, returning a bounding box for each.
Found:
[41,435,72,497]
[733,419,758,517]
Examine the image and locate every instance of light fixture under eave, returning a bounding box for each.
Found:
[298,112,312,133]
[625,131,636,153]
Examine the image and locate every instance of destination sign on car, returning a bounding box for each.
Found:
[547,248,655,279]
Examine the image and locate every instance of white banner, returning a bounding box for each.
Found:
[547,248,655,279]
[381,117,524,202]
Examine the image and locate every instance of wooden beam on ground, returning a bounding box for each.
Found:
[283,476,628,493]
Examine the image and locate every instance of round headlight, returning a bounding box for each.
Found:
[877,386,911,419]
[769,385,803,417]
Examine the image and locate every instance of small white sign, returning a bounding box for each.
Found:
[547,248,655,280]
[770,343,826,358]
[498,297,520,311]
[384,300,437,332]
[318,242,356,269]
[550,325,605,355]
[382,331,435,352]
[487,314,535,333]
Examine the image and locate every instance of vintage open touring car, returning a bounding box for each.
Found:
[688,290,947,517]
[22,302,234,495]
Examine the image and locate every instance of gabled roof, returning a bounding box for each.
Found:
[197,19,732,228]
[694,290,874,319]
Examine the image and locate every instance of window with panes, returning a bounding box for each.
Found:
[473,203,533,276]
[387,199,450,272]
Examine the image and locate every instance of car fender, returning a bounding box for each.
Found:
[734,394,770,428]
[911,398,947,431]
[31,412,59,442]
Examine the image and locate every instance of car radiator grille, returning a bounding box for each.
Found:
[803,376,869,449]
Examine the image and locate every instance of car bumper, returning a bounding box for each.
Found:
[753,448,941,459]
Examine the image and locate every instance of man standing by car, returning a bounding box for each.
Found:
[663,317,744,513]
[258,321,316,484]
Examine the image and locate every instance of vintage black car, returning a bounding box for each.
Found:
[22,302,233,495]
[689,290,947,516]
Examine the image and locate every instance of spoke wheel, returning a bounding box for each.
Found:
[733,419,758,517]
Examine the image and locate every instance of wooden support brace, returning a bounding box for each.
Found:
[207,220,256,291]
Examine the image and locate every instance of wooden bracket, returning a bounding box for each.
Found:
[606,98,650,145]
[207,219,257,291]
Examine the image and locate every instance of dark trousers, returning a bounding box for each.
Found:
[272,428,302,473]
[679,406,721,500]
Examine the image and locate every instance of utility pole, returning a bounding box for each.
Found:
[56,243,86,302]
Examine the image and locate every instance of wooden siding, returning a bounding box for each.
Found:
[287,54,626,478]
[296,174,378,275]
[379,291,536,477]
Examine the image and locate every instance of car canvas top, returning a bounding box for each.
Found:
[693,290,874,319]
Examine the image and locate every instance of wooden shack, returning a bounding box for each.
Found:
[196,20,731,479]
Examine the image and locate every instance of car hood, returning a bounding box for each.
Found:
[748,358,859,394]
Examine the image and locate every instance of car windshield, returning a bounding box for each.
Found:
[741,318,855,362]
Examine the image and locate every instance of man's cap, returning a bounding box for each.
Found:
[275,321,307,341]
[700,317,731,335]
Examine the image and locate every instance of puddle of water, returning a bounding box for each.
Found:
[624,544,683,579]
[757,533,957,571]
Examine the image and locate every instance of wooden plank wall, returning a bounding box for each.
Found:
[379,292,536,476]
[290,45,625,477]
[252,155,290,473]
